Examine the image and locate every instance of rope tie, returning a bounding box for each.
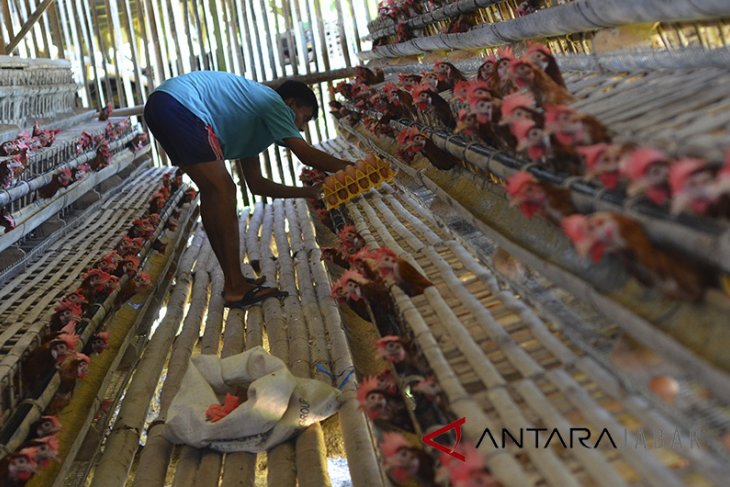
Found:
[314,362,356,390]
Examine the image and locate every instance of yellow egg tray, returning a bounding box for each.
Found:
[323,155,396,209]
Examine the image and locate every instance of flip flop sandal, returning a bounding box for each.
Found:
[223,285,289,309]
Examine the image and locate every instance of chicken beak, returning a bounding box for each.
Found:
[626,178,651,197]
[575,239,594,259]
[509,195,524,207]
[670,193,691,215]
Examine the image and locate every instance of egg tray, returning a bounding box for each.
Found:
[323,157,396,210]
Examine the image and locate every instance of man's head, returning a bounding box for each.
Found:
[276,80,319,130]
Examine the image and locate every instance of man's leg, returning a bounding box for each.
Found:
[181,160,276,303]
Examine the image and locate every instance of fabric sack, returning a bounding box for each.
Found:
[164,346,341,452]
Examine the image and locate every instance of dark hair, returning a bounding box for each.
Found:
[275,80,319,119]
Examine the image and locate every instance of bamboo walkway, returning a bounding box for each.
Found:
[83,197,383,487]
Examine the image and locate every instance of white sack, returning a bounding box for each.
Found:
[164,346,341,452]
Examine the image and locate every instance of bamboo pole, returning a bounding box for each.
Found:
[45,0,64,58]
[190,0,209,70]
[119,0,145,104]
[4,0,53,53]
[86,0,113,104]
[131,238,211,487]
[72,0,101,107]
[104,0,128,106]
[164,0,185,75]
[89,238,202,487]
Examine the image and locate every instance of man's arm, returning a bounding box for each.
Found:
[239,157,320,198]
[284,137,352,172]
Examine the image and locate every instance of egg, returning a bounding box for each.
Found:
[335,171,348,185]
[358,177,370,190]
[327,194,339,206]
[649,375,679,403]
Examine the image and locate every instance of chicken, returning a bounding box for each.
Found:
[49,302,82,333]
[0,140,20,156]
[117,254,140,277]
[355,66,385,85]
[180,187,198,204]
[0,206,15,234]
[456,86,504,148]
[98,102,113,121]
[516,0,540,16]
[1,160,21,189]
[356,376,413,432]
[492,47,517,96]
[669,157,729,217]
[128,217,155,239]
[499,91,541,129]
[46,353,90,415]
[477,54,498,81]
[524,42,565,88]
[338,224,366,256]
[95,250,122,275]
[375,335,429,377]
[85,332,110,356]
[116,236,144,257]
[510,119,549,163]
[374,247,432,296]
[28,416,61,440]
[59,290,89,312]
[619,147,671,205]
[148,191,167,215]
[411,83,456,130]
[79,269,116,302]
[0,447,39,486]
[509,58,574,107]
[91,139,112,170]
[437,444,501,487]
[379,432,436,487]
[397,74,422,93]
[339,269,399,336]
[117,271,152,305]
[396,127,458,170]
[506,171,575,223]
[37,167,74,199]
[444,14,473,34]
[22,334,78,393]
[72,162,91,182]
[433,60,466,92]
[349,247,381,281]
[410,376,451,430]
[578,143,630,190]
[561,212,714,301]
[127,131,149,152]
[382,82,416,119]
[23,435,59,469]
[544,105,610,148]
[395,21,414,43]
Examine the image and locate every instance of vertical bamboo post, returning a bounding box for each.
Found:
[46,0,64,58]
[190,0,209,69]
[73,0,102,107]
[119,0,146,104]
[86,0,114,103]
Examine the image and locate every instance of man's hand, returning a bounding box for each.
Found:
[305,183,323,199]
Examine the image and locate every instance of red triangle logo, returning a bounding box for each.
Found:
[422,417,466,461]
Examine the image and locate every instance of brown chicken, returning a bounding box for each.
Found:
[46,353,90,414]
[411,83,456,130]
[373,247,432,296]
[561,212,715,301]
[506,171,575,224]
[379,432,436,487]
[509,58,574,107]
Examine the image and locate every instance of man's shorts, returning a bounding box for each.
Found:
[144,91,224,166]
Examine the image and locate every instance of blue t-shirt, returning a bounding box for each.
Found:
[154,71,303,159]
